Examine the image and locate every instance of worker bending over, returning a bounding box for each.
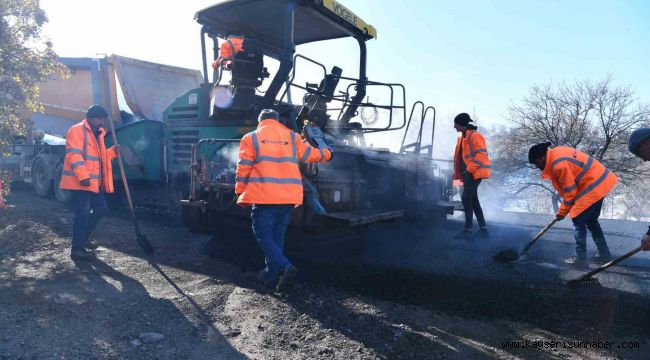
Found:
[528,143,618,266]
[235,109,332,292]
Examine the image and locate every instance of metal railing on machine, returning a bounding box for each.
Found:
[279,54,407,133]
[400,101,437,156]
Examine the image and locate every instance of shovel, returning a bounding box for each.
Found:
[567,246,642,288]
[107,118,154,255]
[494,218,559,263]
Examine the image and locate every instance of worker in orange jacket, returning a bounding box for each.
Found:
[211,35,244,69]
[236,109,332,292]
[453,113,491,237]
[60,105,119,261]
[628,129,650,251]
[528,142,618,266]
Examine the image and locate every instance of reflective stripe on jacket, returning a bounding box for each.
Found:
[542,146,618,218]
[235,119,332,206]
[59,119,118,193]
[453,130,491,181]
[211,36,244,69]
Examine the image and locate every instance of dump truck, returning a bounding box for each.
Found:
[3,55,203,203]
[119,0,456,231]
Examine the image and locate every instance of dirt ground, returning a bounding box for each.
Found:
[0,188,648,359]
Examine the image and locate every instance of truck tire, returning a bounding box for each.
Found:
[32,157,52,197]
[53,164,71,203]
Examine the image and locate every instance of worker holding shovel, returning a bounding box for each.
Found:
[528,142,618,267]
[60,105,121,261]
[628,129,650,252]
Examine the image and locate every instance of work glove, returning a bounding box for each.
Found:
[641,234,650,251]
[80,178,91,187]
[554,213,565,221]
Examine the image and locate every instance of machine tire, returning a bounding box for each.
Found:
[53,164,71,203]
[32,157,52,197]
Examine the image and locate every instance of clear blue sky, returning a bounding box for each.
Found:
[40,0,650,151]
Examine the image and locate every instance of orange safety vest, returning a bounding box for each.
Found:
[542,146,618,218]
[453,129,491,181]
[235,119,332,206]
[59,119,117,193]
[211,36,244,69]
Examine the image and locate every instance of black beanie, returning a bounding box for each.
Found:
[86,104,108,119]
[528,142,552,164]
[454,113,473,126]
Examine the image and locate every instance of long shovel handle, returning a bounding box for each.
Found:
[521,218,559,255]
[107,118,154,256]
[107,118,137,220]
[578,246,643,280]
[108,118,141,233]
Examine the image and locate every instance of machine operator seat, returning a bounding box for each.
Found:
[230,37,267,88]
[215,36,269,112]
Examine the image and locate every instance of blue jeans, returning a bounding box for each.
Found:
[71,190,108,250]
[251,204,294,284]
[572,199,610,259]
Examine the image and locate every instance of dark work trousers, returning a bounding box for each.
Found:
[71,190,108,250]
[461,172,486,230]
[571,199,611,259]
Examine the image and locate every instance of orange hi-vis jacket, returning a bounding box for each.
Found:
[542,146,618,219]
[235,119,332,206]
[211,36,244,69]
[453,129,491,182]
[60,119,118,193]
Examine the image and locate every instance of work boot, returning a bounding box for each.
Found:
[565,255,588,268]
[71,248,96,262]
[276,266,299,293]
[85,240,99,250]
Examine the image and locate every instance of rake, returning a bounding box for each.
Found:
[567,246,642,288]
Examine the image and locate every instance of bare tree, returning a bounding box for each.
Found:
[619,182,650,221]
[489,77,650,217]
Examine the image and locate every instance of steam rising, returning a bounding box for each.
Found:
[202,142,240,184]
[218,143,240,164]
